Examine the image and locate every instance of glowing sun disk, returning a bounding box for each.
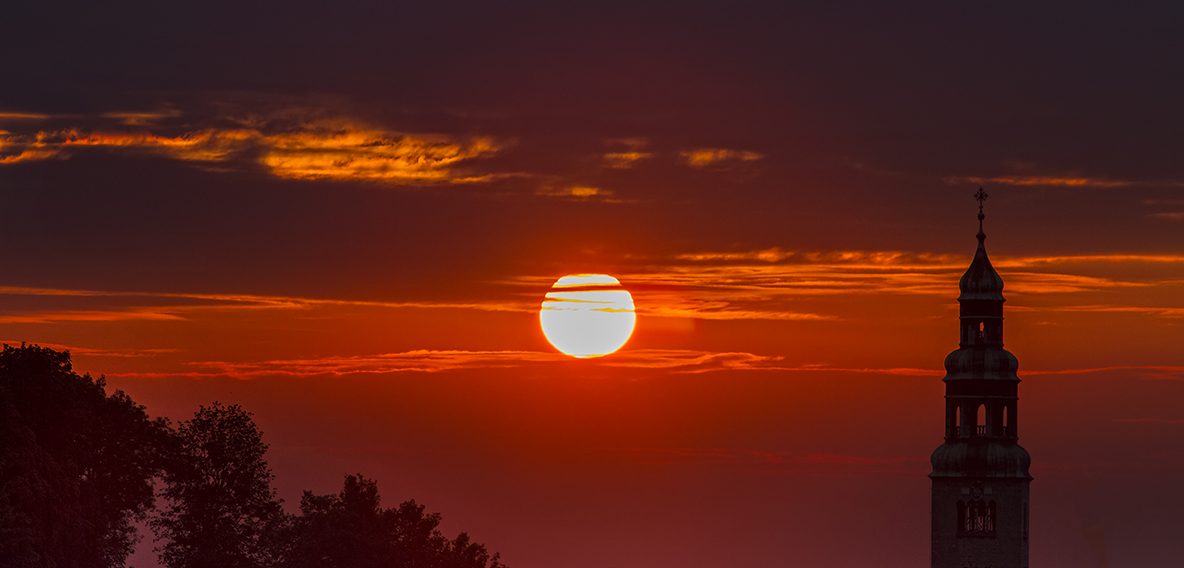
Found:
[540,274,636,358]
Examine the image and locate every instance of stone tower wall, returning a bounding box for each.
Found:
[931,477,1029,568]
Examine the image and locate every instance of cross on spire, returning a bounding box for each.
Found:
[974,187,988,239]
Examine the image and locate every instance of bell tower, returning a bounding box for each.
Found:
[931,189,1031,568]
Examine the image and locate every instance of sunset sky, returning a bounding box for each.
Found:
[3,1,1184,566]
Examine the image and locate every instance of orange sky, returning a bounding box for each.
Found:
[3,2,1184,566]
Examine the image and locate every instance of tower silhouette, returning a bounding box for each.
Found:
[931,190,1031,568]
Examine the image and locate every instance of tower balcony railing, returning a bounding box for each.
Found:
[957,425,1016,438]
[951,425,1018,440]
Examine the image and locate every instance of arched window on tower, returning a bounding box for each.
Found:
[953,405,961,437]
[976,404,986,436]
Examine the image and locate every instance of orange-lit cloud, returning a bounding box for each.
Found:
[7,246,1184,330]
[506,250,1184,321]
[0,341,178,358]
[603,152,654,169]
[946,175,1137,188]
[995,254,1184,267]
[537,185,610,198]
[94,348,951,379]
[261,129,498,182]
[0,112,52,120]
[1021,365,1184,378]
[0,310,185,324]
[1028,305,1184,318]
[680,148,764,168]
[103,348,788,378]
[535,185,627,202]
[0,117,500,183]
[0,285,538,324]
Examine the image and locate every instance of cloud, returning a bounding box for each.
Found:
[997,254,1184,267]
[676,247,795,262]
[7,247,1184,330]
[0,112,52,121]
[946,175,1137,188]
[1152,212,1184,221]
[0,310,185,324]
[1001,272,1149,294]
[535,185,622,201]
[680,148,764,168]
[0,341,178,358]
[98,348,789,378]
[1028,305,1184,318]
[0,115,501,184]
[515,249,1184,322]
[95,347,946,379]
[1021,365,1184,379]
[260,129,499,182]
[602,151,653,169]
[0,285,539,325]
[948,174,1184,189]
[190,350,564,376]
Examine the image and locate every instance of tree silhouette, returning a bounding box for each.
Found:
[152,402,285,568]
[0,345,510,568]
[282,474,507,568]
[0,344,171,568]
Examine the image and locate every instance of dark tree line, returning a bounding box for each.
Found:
[0,345,506,568]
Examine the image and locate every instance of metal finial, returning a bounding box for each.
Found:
[974,187,988,241]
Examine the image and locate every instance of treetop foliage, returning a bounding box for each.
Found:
[283,474,507,568]
[0,343,171,568]
[152,402,286,568]
[0,345,509,568]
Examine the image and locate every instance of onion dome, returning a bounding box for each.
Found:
[943,348,1018,381]
[957,204,1005,302]
[930,441,1032,479]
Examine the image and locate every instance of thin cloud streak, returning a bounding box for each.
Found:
[602,151,653,169]
[1027,305,1184,318]
[98,348,948,378]
[948,174,1184,189]
[680,148,764,168]
[0,310,186,324]
[0,286,537,322]
[535,186,624,201]
[0,341,179,358]
[6,244,1184,327]
[1022,365,1184,378]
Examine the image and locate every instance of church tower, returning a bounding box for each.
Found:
[931,189,1031,568]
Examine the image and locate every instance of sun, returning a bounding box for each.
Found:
[540,274,636,358]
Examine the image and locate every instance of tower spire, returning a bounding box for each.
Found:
[931,191,1030,568]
